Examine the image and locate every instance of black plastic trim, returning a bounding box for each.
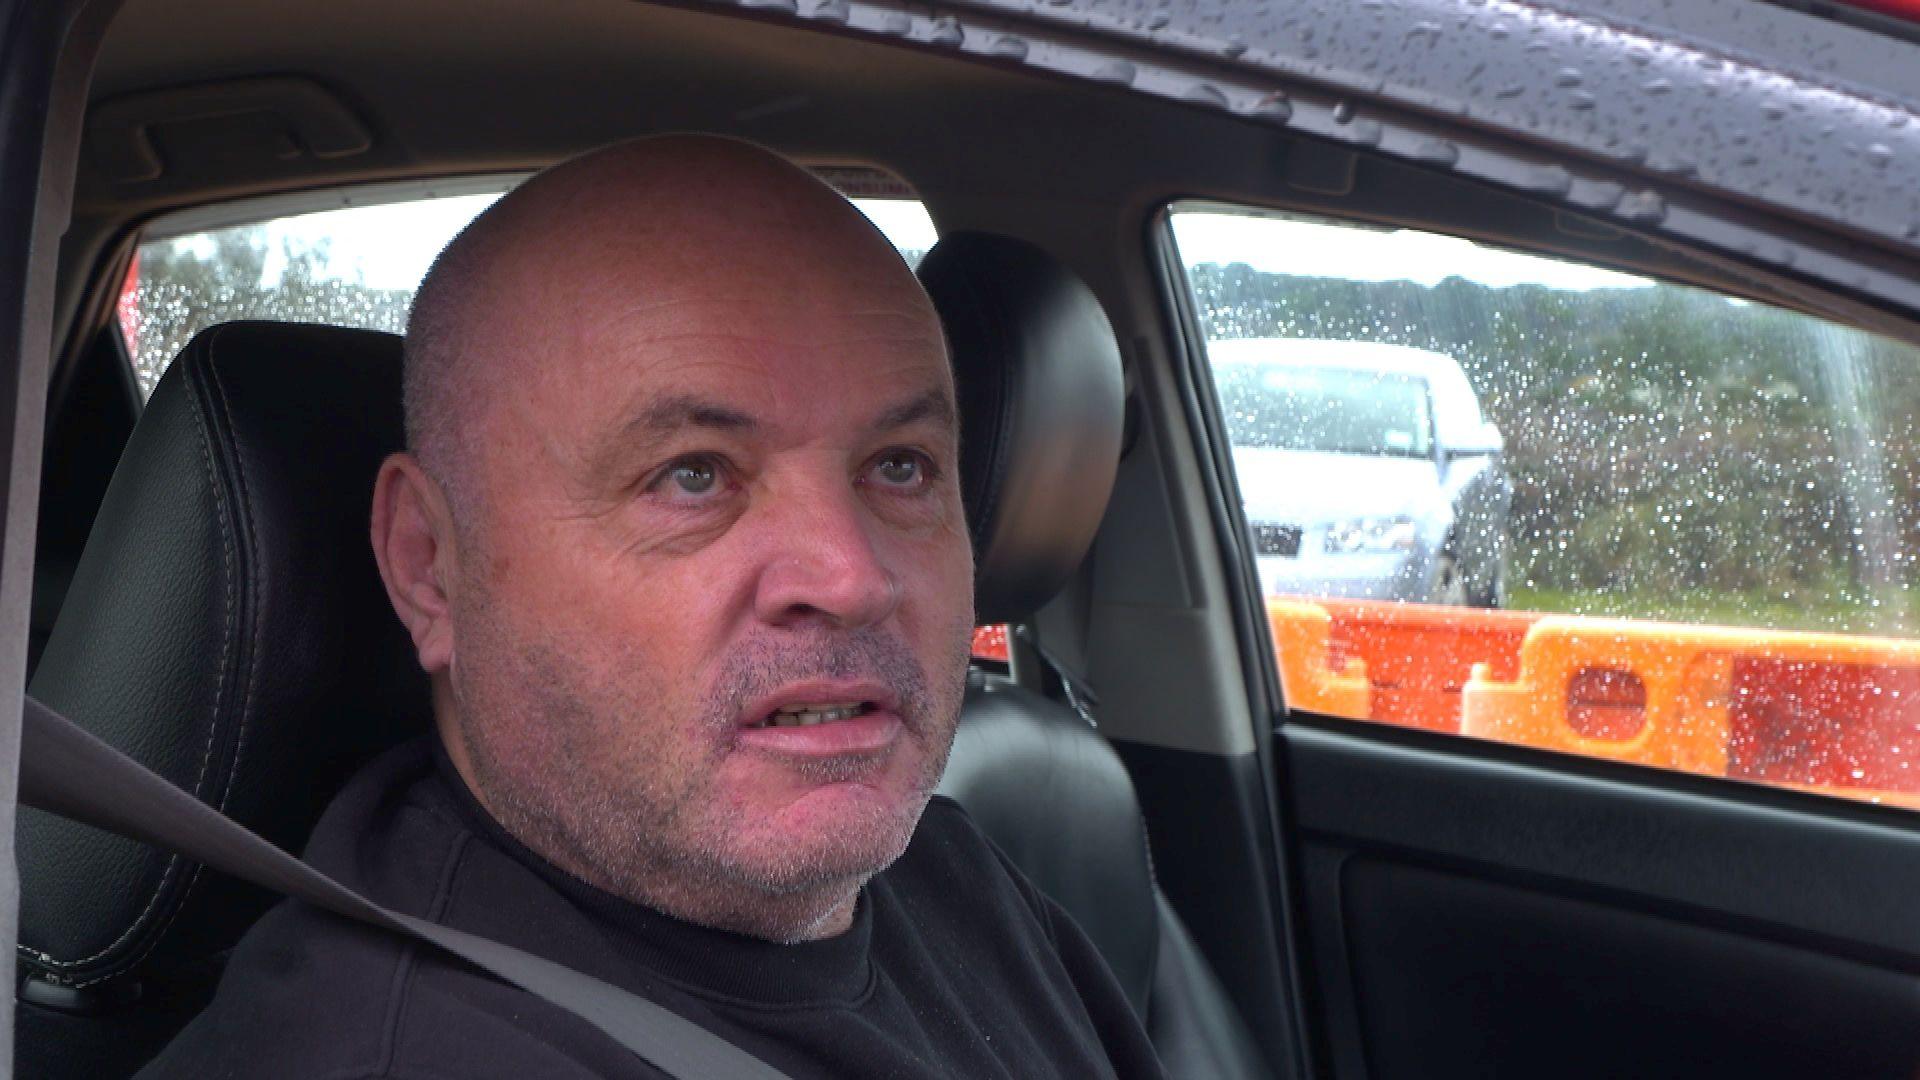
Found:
[1286,719,1920,961]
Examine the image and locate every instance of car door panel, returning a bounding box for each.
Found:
[1288,722,1920,1077]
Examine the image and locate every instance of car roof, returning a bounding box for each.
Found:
[1204,338,1465,381]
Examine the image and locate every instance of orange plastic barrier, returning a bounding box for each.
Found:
[970,624,1010,664]
[1264,598,1370,719]
[1267,598,1920,810]
[1461,618,1920,787]
[1727,655,1920,794]
[1313,599,1542,732]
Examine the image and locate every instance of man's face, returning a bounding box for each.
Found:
[443,227,974,931]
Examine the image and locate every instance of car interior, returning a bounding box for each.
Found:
[12,0,1920,1077]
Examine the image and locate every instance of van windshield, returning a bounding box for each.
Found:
[1215,362,1433,458]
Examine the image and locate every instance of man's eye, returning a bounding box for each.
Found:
[648,456,728,500]
[869,450,932,490]
[671,460,718,494]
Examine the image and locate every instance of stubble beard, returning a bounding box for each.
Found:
[447,587,971,941]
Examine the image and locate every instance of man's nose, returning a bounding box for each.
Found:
[750,481,902,629]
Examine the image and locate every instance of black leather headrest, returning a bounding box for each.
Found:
[918,232,1124,625]
[20,321,429,991]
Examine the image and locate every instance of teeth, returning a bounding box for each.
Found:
[763,703,865,728]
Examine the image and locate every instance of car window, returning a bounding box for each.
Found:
[118,179,938,400]
[1171,202,1920,810]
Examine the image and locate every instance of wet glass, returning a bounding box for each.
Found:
[1172,202,1920,810]
[119,191,936,400]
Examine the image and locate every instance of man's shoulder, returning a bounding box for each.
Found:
[135,738,593,1080]
[138,892,628,1080]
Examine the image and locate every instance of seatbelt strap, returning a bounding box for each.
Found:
[16,695,793,1080]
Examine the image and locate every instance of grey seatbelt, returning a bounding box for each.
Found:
[16,695,793,1080]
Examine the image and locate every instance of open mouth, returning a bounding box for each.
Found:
[747,702,878,729]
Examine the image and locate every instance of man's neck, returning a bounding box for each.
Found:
[433,707,865,943]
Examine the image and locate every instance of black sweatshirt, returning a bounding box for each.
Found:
[137,738,1167,1079]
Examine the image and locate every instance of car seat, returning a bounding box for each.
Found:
[16,234,1269,1078]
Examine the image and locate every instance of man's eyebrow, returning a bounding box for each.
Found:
[874,388,958,434]
[588,395,758,480]
[623,395,759,438]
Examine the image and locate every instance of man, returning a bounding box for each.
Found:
[138,135,1165,1078]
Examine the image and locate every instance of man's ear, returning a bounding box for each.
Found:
[371,453,460,674]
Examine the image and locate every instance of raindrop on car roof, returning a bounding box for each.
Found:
[1346,119,1384,147]
[989,35,1029,59]
[1642,78,1673,95]
[1616,190,1667,223]
[1147,11,1171,29]
[1867,143,1894,168]
[1332,101,1356,123]
[1222,37,1249,58]
[1251,91,1293,121]
[881,12,911,35]
[1185,83,1231,108]
[808,0,849,22]
[1647,154,1698,178]
[1570,180,1624,209]
[1091,60,1137,86]
[929,16,964,46]
[1517,164,1573,195]
[1555,67,1583,87]
[1411,138,1459,166]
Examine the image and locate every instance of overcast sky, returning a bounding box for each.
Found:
[234,194,941,291]
[1171,211,1653,292]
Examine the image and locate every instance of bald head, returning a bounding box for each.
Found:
[403,134,935,526]
[375,133,971,942]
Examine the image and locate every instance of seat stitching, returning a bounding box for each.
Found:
[85,347,274,985]
[18,330,241,979]
[204,351,264,816]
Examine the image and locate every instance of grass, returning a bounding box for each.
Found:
[1506,584,1920,639]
